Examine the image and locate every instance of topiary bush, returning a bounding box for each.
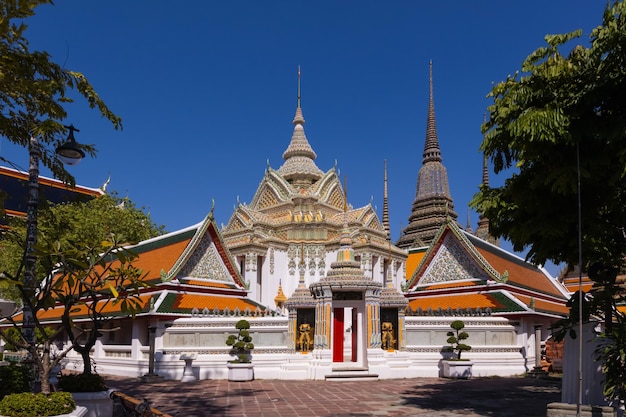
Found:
[444,320,472,360]
[57,372,108,392]
[0,363,31,398]
[0,392,76,417]
[226,319,254,363]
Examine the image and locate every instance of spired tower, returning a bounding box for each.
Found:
[474,134,500,246]
[221,68,407,315]
[396,62,458,249]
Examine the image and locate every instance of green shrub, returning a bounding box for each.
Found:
[226,319,254,363]
[0,392,75,417]
[444,320,472,360]
[57,372,108,392]
[0,364,32,398]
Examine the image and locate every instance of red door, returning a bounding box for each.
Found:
[351,309,358,362]
[333,308,344,362]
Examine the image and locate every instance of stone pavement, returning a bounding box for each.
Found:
[106,374,561,417]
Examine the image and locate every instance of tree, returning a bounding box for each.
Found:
[470,1,626,273]
[444,320,471,360]
[0,233,147,394]
[470,0,626,406]
[0,192,164,303]
[0,193,163,393]
[0,0,122,185]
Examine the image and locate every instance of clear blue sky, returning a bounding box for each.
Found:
[0,1,609,276]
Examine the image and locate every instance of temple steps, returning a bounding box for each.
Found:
[325,367,379,381]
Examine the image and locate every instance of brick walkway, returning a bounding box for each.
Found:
[106,374,562,417]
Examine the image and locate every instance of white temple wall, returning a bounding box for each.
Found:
[404,316,527,377]
[73,314,537,380]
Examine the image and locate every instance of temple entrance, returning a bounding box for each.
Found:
[332,307,359,362]
[332,308,344,362]
[331,292,366,366]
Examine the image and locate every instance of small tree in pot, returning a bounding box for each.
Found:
[442,320,473,379]
[226,319,254,363]
[445,320,472,360]
[225,319,255,381]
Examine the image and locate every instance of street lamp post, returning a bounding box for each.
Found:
[21,125,85,364]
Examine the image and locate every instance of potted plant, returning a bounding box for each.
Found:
[0,392,87,417]
[57,371,114,417]
[442,319,473,379]
[225,319,255,381]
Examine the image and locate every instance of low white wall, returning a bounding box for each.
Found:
[85,314,530,380]
[404,316,526,377]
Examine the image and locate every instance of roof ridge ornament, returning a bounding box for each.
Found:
[277,66,323,183]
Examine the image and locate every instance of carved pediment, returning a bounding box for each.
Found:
[176,232,234,283]
[419,233,488,285]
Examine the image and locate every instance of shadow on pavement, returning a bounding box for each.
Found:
[399,376,562,417]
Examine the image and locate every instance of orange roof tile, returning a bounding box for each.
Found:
[407,293,506,311]
[171,293,262,312]
[17,294,154,322]
[131,238,193,280]
[475,246,564,297]
[406,251,426,279]
[561,276,594,293]
[516,294,571,315]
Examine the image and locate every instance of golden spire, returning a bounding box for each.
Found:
[274,280,287,308]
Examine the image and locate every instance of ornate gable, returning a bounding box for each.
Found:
[419,232,489,285]
[225,211,250,232]
[316,172,345,210]
[175,232,233,283]
[249,170,294,210]
[357,205,385,233]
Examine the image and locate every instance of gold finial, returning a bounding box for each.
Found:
[297,65,301,109]
[274,280,287,307]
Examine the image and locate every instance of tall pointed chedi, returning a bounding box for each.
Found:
[475,153,499,246]
[396,61,458,249]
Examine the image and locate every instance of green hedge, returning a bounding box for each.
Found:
[0,392,76,417]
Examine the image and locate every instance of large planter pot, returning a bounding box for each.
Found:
[227,362,254,382]
[1,406,87,417]
[70,390,116,417]
[442,360,473,379]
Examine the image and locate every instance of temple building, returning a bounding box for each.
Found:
[0,165,103,226]
[1,65,573,381]
[220,67,407,312]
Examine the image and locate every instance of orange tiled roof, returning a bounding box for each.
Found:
[405,250,426,279]
[474,245,565,298]
[161,293,264,313]
[14,293,154,322]
[561,276,594,293]
[129,233,196,281]
[516,294,571,316]
[407,292,511,311]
